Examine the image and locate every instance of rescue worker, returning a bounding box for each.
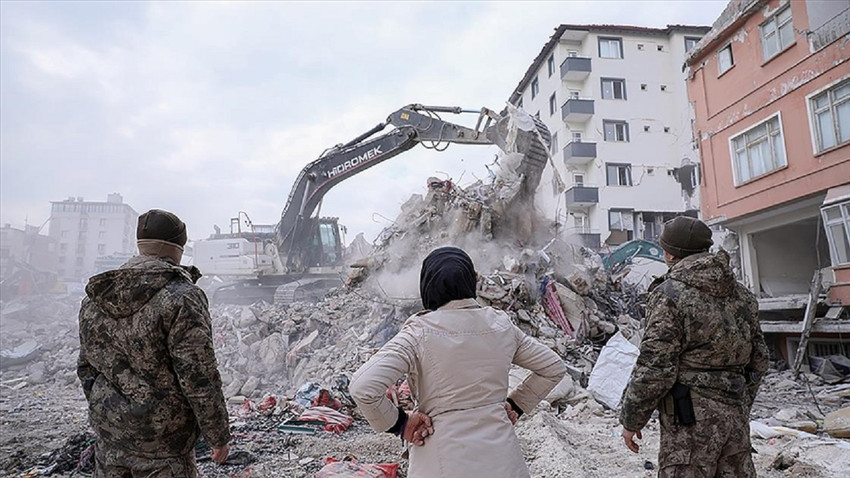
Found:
[620,215,769,477]
[77,209,231,477]
[350,246,566,478]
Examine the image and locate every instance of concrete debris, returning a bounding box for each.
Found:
[3,174,850,477]
[824,407,850,439]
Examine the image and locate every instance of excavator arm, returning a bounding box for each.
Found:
[275,104,551,271]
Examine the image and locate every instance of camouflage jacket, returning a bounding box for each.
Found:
[619,251,769,431]
[77,255,230,456]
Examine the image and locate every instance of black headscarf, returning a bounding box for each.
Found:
[419,246,477,311]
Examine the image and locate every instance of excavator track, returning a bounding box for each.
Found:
[273,277,343,306]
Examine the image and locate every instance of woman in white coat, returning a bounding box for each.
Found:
[350,246,566,478]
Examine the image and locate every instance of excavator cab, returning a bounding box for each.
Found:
[303,217,344,269]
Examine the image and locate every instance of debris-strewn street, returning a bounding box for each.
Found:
[2,175,849,478]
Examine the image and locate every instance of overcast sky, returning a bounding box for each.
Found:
[0,0,727,244]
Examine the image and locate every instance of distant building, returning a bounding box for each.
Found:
[509,23,710,250]
[685,0,849,365]
[0,223,58,277]
[48,193,139,281]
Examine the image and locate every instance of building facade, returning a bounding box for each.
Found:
[685,0,850,365]
[509,24,710,250]
[48,193,139,281]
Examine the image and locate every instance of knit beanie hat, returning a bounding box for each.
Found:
[659,216,713,258]
[137,209,187,246]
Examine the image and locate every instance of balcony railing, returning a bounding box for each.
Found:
[560,56,592,82]
[563,141,597,165]
[561,98,594,123]
[565,185,599,209]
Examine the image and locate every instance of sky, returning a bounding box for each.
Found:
[0,0,728,245]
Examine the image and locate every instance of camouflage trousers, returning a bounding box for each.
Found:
[94,442,198,478]
[657,393,755,478]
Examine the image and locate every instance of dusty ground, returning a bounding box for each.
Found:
[1,377,849,478]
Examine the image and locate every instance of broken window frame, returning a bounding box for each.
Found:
[608,209,635,231]
[603,120,629,142]
[730,114,787,184]
[717,44,734,75]
[547,55,555,77]
[821,201,850,266]
[606,163,633,186]
[598,37,623,59]
[531,77,540,99]
[549,92,557,116]
[601,78,626,100]
[760,5,794,61]
[809,78,850,153]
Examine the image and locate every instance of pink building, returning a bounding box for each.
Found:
[685,0,849,368]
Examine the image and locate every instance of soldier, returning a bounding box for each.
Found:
[619,216,769,477]
[78,209,231,477]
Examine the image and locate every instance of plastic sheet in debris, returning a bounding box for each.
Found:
[315,457,399,478]
[587,331,639,410]
[299,406,354,434]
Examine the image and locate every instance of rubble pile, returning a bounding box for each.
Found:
[0,296,83,388]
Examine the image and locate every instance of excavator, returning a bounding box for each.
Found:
[193,104,551,305]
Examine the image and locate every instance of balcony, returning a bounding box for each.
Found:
[560,56,592,82]
[561,98,594,123]
[565,185,598,209]
[563,141,597,165]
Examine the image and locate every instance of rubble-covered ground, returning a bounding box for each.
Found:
[3,170,849,477]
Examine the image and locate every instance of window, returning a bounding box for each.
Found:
[810,78,850,152]
[99,218,107,226]
[660,84,667,92]
[77,244,85,254]
[640,83,647,91]
[603,120,629,142]
[664,126,670,133]
[98,231,106,239]
[656,44,664,52]
[644,125,650,132]
[58,256,65,264]
[609,209,635,231]
[637,44,645,51]
[606,163,633,186]
[572,131,582,142]
[549,92,557,116]
[718,44,734,75]
[97,244,106,255]
[573,214,588,232]
[61,230,68,238]
[761,6,794,61]
[685,37,700,52]
[598,37,623,59]
[531,78,539,99]
[550,132,559,153]
[730,115,787,184]
[547,55,555,77]
[822,201,850,265]
[601,78,626,100]
[573,173,584,186]
[60,243,68,252]
[569,90,580,99]
[79,218,87,230]
[567,50,578,58]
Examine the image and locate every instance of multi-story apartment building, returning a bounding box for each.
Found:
[685,0,849,365]
[48,193,139,281]
[509,24,710,250]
